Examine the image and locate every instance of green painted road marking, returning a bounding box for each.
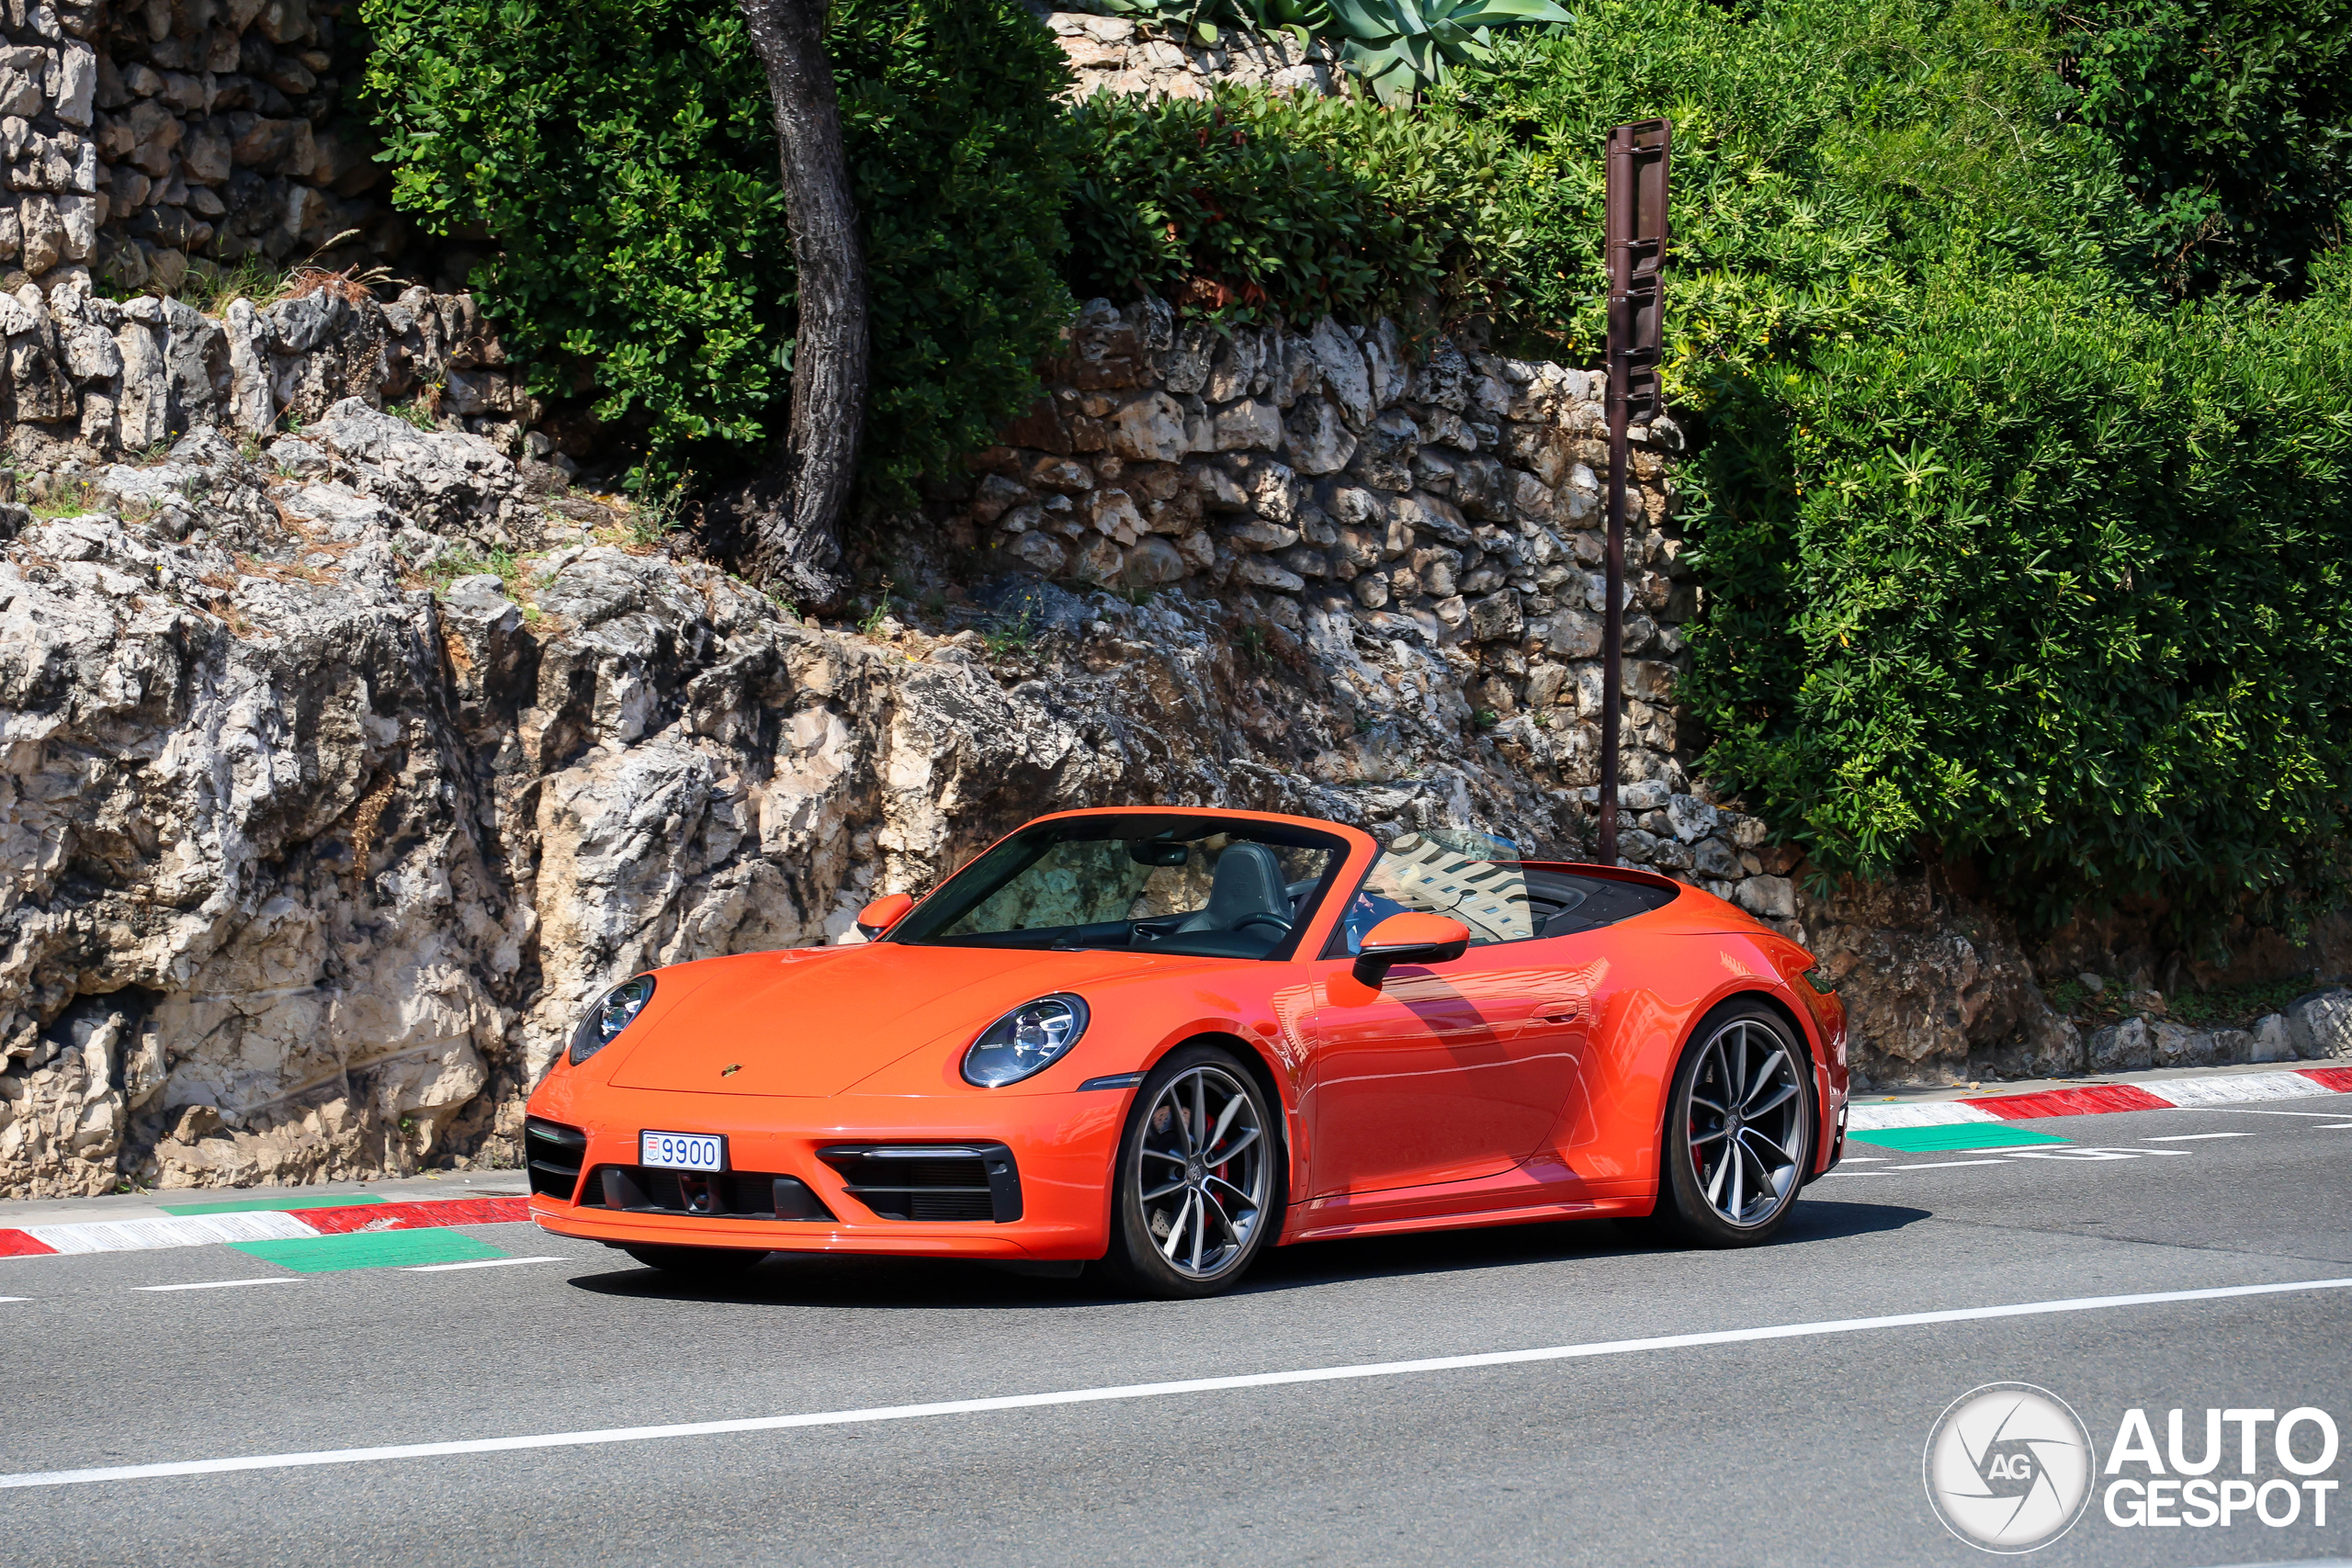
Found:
[160,1194,386,1216]
[1850,1123,2071,1152]
[228,1230,505,1272]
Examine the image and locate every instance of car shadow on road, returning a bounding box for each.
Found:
[560,1197,1931,1311]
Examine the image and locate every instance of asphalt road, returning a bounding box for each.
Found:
[3,1093,2349,1568]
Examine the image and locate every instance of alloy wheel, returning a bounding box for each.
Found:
[1136,1064,1268,1280]
[1685,1018,1805,1228]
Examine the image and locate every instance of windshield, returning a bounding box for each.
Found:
[889,814,1350,960]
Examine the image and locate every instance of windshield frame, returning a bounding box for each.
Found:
[884,810,1364,962]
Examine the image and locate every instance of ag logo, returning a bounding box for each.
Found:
[1925,1382,2098,1552]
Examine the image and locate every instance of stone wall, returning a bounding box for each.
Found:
[952,296,1793,922]
[1045,9,1346,100]
[0,0,380,302]
[0,274,538,465]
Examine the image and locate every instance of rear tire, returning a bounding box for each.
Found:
[1103,1044,1280,1299]
[622,1244,768,1277]
[1649,999,1814,1247]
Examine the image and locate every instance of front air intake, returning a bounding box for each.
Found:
[524,1116,589,1201]
[583,1167,836,1223]
[817,1144,1023,1223]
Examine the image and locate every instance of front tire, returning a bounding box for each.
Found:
[1650,1000,1814,1247]
[1103,1044,1279,1299]
[621,1244,768,1277]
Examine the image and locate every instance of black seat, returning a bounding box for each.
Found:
[1177,843,1292,933]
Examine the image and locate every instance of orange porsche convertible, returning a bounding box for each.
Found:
[525,807,1849,1297]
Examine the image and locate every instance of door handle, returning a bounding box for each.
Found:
[1535,1002,1582,1023]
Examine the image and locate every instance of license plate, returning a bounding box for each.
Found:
[639,1131,726,1171]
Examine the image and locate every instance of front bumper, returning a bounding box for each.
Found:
[523,1085,1131,1261]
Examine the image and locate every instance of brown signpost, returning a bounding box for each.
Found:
[1595,118,1670,867]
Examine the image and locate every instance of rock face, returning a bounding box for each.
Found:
[1796,866,2080,1088]
[3,405,1667,1197]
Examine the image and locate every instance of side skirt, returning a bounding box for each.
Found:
[1281,1194,1651,1246]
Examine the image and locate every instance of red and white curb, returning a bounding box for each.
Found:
[1849,1066,2352,1132]
[0,1197,528,1259]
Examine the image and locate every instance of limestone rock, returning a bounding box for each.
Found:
[2250,1012,2295,1063]
[307,397,517,531]
[2284,988,2352,1059]
[2088,1015,2154,1073]
[2151,1021,2219,1068]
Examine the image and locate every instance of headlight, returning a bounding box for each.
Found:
[962,994,1090,1088]
[570,976,655,1066]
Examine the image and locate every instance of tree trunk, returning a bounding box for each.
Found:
[737,0,868,605]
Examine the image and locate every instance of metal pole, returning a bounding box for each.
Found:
[1596,126,1631,867]
[1595,118,1667,869]
[1598,365,1627,866]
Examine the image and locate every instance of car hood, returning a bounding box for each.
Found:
[605,942,1196,1098]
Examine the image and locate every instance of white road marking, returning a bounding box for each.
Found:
[0,1297,28,1303]
[1887,1159,2008,1170]
[2323,1123,2352,1131]
[2002,1146,2189,1160]
[131,1278,300,1293]
[2204,1109,2346,1118]
[402,1257,565,1273]
[1838,1156,1886,1163]
[6,1275,2349,1491]
[2142,1133,2251,1142]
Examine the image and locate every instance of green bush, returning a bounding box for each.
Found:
[1683,265,2352,931]
[361,0,1076,493]
[2052,0,2352,299]
[1419,0,2352,933]
[1443,0,2151,387]
[1063,86,1528,329]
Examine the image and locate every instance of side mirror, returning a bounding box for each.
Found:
[1351,912,1471,987]
[855,892,916,940]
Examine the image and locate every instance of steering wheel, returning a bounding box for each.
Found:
[1233,911,1293,939]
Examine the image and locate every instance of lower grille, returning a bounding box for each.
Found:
[582,1167,835,1222]
[524,1117,588,1201]
[818,1143,1023,1223]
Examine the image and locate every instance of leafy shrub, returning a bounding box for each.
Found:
[361,0,1076,493]
[1422,0,2352,932]
[2052,0,2352,299]
[1065,86,1528,327]
[1444,0,2151,387]
[1683,265,2352,933]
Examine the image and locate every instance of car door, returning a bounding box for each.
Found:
[1299,942,1588,1196]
